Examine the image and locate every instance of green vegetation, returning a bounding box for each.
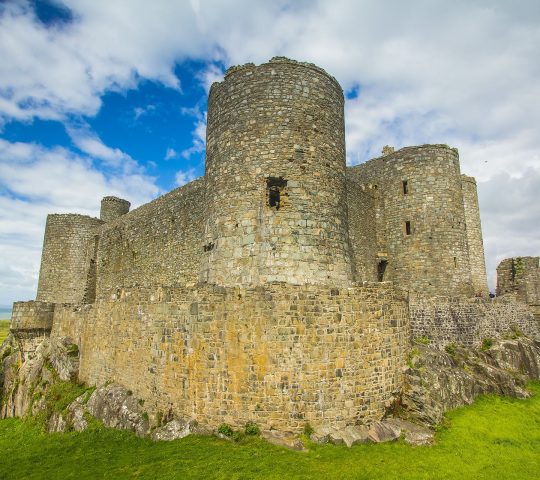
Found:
[481,338,493,351]
[0,320,10,344]
[0,383,539,479]
[414,335,431,345]
[445,342,457,357]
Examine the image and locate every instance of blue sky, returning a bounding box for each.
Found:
[1,0,539,305]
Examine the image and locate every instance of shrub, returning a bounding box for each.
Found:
[481,338,493,351]
[445,343,457,357]
[415,336,430,345]
[303,423,314,437]
[217,423,234,437]
[244,422,260,436]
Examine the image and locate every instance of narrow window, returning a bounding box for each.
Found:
[402,180,409,195]
[266,177,287,210]
[377,260,388,282]
[454,257,457,268]
[405,221,411,235]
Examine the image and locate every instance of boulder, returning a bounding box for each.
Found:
[86,383,150,437]
[151,418,197,441]
[261,430,306,451]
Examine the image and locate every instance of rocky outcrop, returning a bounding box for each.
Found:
[0,335,79,419]
[401,338,540,425]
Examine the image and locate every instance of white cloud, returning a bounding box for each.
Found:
[67,125,141,173]
[165,148,177,160]
[0,138,160,304]
[175,168,197,187]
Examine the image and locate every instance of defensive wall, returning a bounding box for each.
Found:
[409,296,539,348]
[46,283,408,432]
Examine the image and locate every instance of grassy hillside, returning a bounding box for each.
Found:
[0,382,539,479]
[0,320,10,344]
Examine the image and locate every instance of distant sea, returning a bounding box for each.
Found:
[0,308,12,320]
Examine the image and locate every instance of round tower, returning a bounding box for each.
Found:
[100,196,131,222]
[36,214,104,304]
[200,57,353,286]
[350,145,474,296]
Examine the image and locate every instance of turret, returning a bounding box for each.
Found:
[100,196,130,222]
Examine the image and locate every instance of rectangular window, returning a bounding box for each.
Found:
[402,180,409,195]
[405,221,411,235]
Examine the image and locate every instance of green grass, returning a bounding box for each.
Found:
[0,383,539,479]
[0,320,10,344]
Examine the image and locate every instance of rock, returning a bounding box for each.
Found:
[384,418,434,446]
[367,421,400,443]
[261,430,306,451]
[311,425,370,447]
[310,425,335,443]
[401,338,540,426]
[151,418,197,441]
[340,425,370,447]
[86,383,150,437]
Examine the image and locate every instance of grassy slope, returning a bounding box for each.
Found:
[0,320,10,344]
[0,383,539,480]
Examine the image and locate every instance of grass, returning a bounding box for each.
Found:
[0,383,539,479]
[0,320,10,344]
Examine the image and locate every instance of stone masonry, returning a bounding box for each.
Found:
[7,57,538,433]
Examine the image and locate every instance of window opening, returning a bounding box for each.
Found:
[377,260,388,282]
[454,256,457,268]
[405,221,411,235]
[266,177,287,210]
[402,180,409,195]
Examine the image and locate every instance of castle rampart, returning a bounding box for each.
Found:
[95,179,205,300]
[51,283,408,432]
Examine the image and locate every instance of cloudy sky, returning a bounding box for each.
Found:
[0,0,539,305]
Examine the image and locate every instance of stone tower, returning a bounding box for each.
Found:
[461,175,489,296]
[200,57,353,286]
[348,145,475,297]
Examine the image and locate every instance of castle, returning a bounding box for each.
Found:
[9,58,540,432]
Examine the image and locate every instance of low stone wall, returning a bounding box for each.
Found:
[410,296,539,348]
[11,301,55,360]
[50,283,408,433]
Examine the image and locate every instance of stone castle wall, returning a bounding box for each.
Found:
[100,196,131,222]
[95,179,205,300]
[50,283,408,432]
[409,296,539,348]
[36,214,104,304]
[200,57,353,287]
[346,178,378,282]
[348,145,474,296]
[461,175,489,296]
[497,257,540,306]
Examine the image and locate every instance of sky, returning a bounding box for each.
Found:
[0,0,539,306]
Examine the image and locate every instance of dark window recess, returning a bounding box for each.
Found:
[203,242,215,252]
[454,256,457,268]
[405,221,412,235]
[402,180,409,194]
[266,176,287,210]
[377,260,388,282]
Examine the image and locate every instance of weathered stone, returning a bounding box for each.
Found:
[261,431,306,451]
[367,421,400,443]
[401,338,540,426]
[151,418,197,441]
[86,383,150,437]
[384,418,434,446]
